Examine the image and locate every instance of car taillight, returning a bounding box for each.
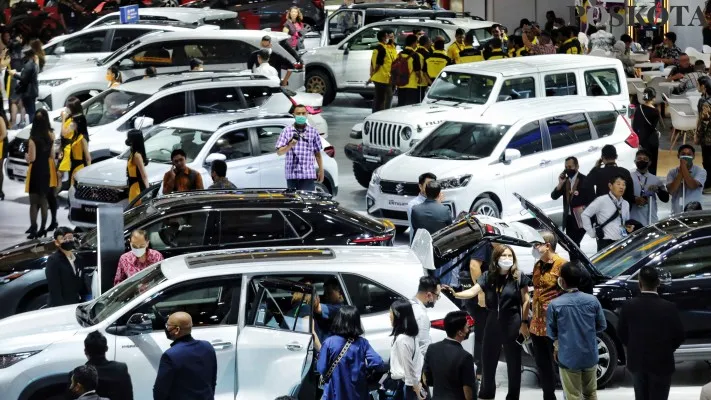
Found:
[324,145,335,158]
[431,315,475,330]
[351,234,393,244]
[293,62,303,70]
[484,224,498,234]
[288,96,320,114]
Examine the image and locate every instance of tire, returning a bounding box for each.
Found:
[21,292,48,313]
[360,93,374,100]
[306,70,336,105]
[596,331,618,389]
[470,197,500,218]
[314,182,331,195]
[353,163,373,189]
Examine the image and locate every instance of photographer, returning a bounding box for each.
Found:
[630,149,669,226]
[276,105,324,191]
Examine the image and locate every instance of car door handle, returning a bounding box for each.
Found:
[285,342,303,352]
[588,146,600,152]
[539,160,551,167]
[245,167,259,174]
[211,341,233,350]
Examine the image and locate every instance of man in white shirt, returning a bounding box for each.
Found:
[411,276,441,357]
[582,174,630,251]
[667,144,707,213]
[408,172,436,244]
[254,49,279,82]
[630,149,669,226]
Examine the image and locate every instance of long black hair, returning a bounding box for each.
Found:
[29,109,52,151]
[330,305,364,340]
[390,299,418,338]
[126,129,148,166]
[65,96,83,117]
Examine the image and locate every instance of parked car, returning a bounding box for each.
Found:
[68,111,339,227]
[0,189,394,320]
[347,55,631,187]
[5,71,324,185]
[366,97,638,228]
[83,7,240,30]
[42,21,218,71]
[302,16,497,105]
[36,29,303,111]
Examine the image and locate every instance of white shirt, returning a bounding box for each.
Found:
[255,63,279,81]
[390,334,423,386]
[582,193,630,240]
[66,252,77,275]
[629,169,665,226]
[410,297,431,357]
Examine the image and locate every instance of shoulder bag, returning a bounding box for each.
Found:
[318,338,353,389]
[378,337,421,400]
[639,106,661,142]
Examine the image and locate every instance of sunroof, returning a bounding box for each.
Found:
[186,248,335,269]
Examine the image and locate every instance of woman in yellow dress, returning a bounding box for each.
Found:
[125,129,149,205]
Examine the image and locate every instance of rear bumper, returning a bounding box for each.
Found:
[344,143,401,171]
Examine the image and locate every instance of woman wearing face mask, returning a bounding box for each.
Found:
[125,130,150,205]
[445,245,531,400]
[113,229,164,286]
[389,299,425,400]
[633,87,660,175]
[695,76,711,193]
[106,64,122,88]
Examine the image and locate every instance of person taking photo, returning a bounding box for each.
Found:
[275,104,324,191]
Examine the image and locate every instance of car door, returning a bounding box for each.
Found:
[322,9,366,47]
[340,25,388,88]
[45,29,109,69]
[584,67,628,112]
[236,276,314,399]
[136,210,219,258]
[254,124,289,188]
[110,275,242,400]
[217,209,303,248]
[205,128,261,188]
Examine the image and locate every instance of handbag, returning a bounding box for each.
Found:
[318,338,353,389]
[378,337,419,400]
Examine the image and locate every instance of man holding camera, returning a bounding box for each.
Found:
[276,105,323,191]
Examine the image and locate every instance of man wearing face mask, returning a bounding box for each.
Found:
[583,145,635,206]
[411,276,441,358]
[551,156,591,247]
[630,150,669,226]
[154,312,217,400]
[276,104,324,191]
[113,230,163,286]
[46,226,85,307]
[667,144,707,214]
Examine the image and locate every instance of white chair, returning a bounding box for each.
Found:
[589,48,608,57]
[627,77,645,95]
[669,105,697,150]
[664,93,690,106]
[630,53,650,63]
[688,46,711,68]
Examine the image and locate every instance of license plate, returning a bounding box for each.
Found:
[82,205,97,215]
[363,154,381,163]
[13,165,27,177]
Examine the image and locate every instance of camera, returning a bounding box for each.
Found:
[291,132,303,142]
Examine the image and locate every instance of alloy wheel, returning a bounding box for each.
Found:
[306,76,326,95]
[596,336,610,379]
[477,204,497,217]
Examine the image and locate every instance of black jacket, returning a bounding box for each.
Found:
[617,293,685,375]
[153,335,217,400]
[411,199,453,240]
[632,105,661,149]
[423,339,477,400]
[551,173,592,222]
[584,163,635,206]
[87,357,134,400]
[17,59,38,99]
[46,250,84,307]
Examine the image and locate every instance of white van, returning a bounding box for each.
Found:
[346,55,630,187]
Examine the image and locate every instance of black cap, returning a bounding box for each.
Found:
[261,35,271,42]
[601,144,617,159]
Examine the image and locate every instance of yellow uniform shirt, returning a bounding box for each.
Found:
[370,43,394,85]
[458,46,483,64]
[484,48,508,60]
[558,37,582,54]
[447,42,466,64]
[395,46,422,89]
[425,50,452,79]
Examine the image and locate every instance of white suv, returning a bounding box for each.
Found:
[302,17,496,105]
[0,246,469,400]
[83,8,239,30]
[37,29,304,110]
[68,111,339,227]
[366,97,638,225]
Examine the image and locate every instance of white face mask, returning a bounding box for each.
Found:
[557,277,566,290]
[131,246,147,258]
[531,247,541,260]
[498,259,514,272]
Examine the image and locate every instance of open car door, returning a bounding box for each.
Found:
[125,183,162,211]
[236,277,315,399]
[321,9,366,47]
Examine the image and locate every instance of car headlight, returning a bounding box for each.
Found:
[0,351,40,368]
[439,175,472,189]
[363,121,370,135]
[401,126,412,140]
[39,78,71,87]
[369,169,381,187]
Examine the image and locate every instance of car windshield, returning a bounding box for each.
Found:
[427,72,496,104]
[469,28,492,44]
[591,227,674,277]
[98,39,143,66]
[83,265,167,325]
[119,125,212,164]
[79,203,157,249]
[83,89,150,127]
[410,121,510,160]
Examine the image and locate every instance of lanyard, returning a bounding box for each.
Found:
[635,172,648,192]
[608,194,624,227]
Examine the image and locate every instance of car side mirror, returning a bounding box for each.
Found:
[54,46,66,55]
[119,58,135,70]
[503,148,521,163]
[342,42,350,55]
[134,116,153,130]
[204,152,226,167]
[126,313,153,335]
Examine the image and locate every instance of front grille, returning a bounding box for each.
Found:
[380,180,420,197]
[365,121,404,149]
[74,184,126,203]
[8,138,27,159]
[380,209,408,221]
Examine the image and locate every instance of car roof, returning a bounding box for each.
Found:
[445,54,623,76]
[137,29,288,43]
[102,8,237,21]
[159,246,420,280]
[162,110,293,131]
[117,71,278,95]
[372,17,494,29]
[94,20,209,29]
[151,189,337,210]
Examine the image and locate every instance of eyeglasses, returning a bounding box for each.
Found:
[430,292,441,300]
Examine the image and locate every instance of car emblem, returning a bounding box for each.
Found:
[395,183,405,195]
[18,143,25,153]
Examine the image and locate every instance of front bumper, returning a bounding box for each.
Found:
[344,144,402,171]
[68,186,128,228]
[366,184,461,227]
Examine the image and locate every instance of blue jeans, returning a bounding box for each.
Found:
[286,179,316,191]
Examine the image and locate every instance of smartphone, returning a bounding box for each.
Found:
[515,333,527,346]
[559,171,566,180]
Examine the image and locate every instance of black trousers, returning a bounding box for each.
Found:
[702,145,711,189]
[464,300,488,376]
[397,88,420,106]
[22,97,36,123]
[479,311,521,400]
[632,371,672,400]
[531,334,558,400]
[596,238,616,251]
[645,145,659,177]
[373,82,393,113]
[564,215,585,247]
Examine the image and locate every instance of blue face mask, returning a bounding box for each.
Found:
[294,115,308,125]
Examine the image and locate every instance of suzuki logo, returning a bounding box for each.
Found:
[395,183,405,195]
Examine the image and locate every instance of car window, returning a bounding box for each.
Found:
[341,273,404,315]
[506,121,543,156]
[585,68,621,96]
[209,129,251,160]
[219,210,296,244]
[256,125,286,154]
[546,113,592,149]
[470,28,492,44]
[348,26,382,51]
[592,227,674,277]
[588,111,618,138]
[141,211,210,250]
[111,28,151,51]
[393,25,419,47]
[283,210,311,236]
[656,240,711,280]
[545,72,577,96]
[194,87,244,113]
[428,72,496,105]
[129,41,186,67]
[240,86,274,108]
[60,30,107,53]
[428,28,449,43]
[410,121,509,160]
[83,89,150,127]
[499,77,536,101]
[138,93,186,125]
[127,126,212,163]
[184,40,256,65]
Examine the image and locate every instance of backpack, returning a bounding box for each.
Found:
[390,53,411,87]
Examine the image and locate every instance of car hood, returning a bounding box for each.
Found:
[0,238,55,273]
[378,154,483,182]
[365,103,464,127]
[291,91,322,107]
[38,60,101,81]
[75,156,171,187]
[0,305,80,353]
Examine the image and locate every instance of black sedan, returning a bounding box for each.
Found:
[0,189,395,319]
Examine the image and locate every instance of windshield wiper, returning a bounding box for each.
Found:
[456,154,480,160]
[416,151,452,159]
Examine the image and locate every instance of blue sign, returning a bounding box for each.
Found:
[119,5,139,24]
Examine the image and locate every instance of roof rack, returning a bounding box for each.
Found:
[123,69,250,83]
[158,74,269,90]
[381,15,455,24]
[186,248,336,269]
[158,188,333,201]
[217,113,294,128]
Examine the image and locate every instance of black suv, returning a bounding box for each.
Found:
[0,189,395,319]
[428,194,711,388]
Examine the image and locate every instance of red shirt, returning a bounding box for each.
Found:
[114,248,164,285]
